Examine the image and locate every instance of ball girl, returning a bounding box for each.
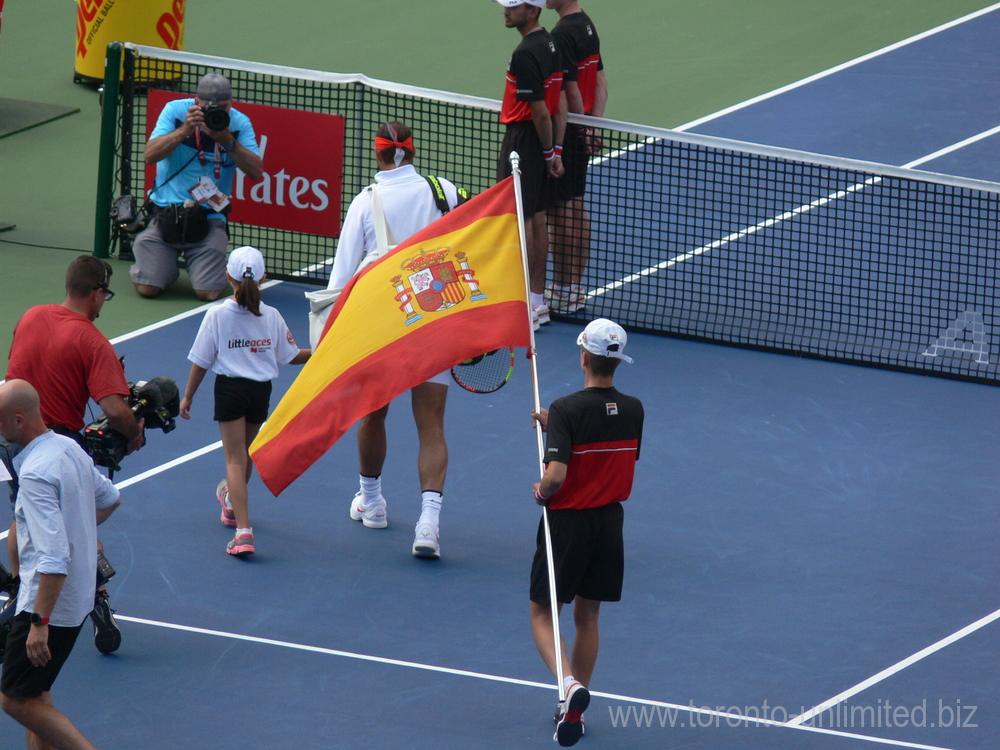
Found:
[180,245,311,556]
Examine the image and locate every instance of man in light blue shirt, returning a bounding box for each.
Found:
[130,72,264,301]
[0,379,119,749]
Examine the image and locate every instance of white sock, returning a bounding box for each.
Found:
[531,292,544,309]
[236,527,253,537]
[418,491,442,527]
[360,474,383,506]
[554,283,572,294]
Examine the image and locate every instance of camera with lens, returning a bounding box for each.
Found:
[201,101,230,131]
[84,376,180,476]
[110,194,148,236]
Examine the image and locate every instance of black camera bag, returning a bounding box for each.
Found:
[157,204,210,245]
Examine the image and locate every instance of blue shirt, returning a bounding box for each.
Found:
[13,431,119,627]
[148,97,261,221]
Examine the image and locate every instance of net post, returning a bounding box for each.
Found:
[93,41,123,259]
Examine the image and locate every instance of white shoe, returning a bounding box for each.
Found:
[533,303,551,325]
[412,521,440,558]
[554,682,590,746]
[531,307,540,332]
[544,287,587,313]
[349,491,387,528]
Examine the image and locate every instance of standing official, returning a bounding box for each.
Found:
[494,0,565,330]
[0,380,120,750]
[545,0,607,314]
[131,72,264,301]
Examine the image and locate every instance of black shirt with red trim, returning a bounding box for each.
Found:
[500,28,564,124]
[551,10,603,115]
[544,386,644,510]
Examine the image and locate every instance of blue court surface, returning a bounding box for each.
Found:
[3,7,1000,750]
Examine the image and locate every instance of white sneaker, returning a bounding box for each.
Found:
[533,303,551,325]
[349,491,387,528]
[554,681,590,746]
[412,521,440,558]
[544,287,587,314]
[532,307,541,332]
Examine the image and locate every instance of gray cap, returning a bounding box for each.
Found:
[196,73,232,102]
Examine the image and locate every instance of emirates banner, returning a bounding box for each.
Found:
[145,90,346,238]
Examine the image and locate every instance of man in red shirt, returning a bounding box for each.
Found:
[531,318,644,746]
[494,0,565,330]
[5,255,143,655]
[545,0,608,314]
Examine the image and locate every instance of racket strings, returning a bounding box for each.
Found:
[452,348,514,393]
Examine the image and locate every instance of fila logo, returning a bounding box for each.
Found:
[606,402,618,416]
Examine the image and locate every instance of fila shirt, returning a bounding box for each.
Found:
[551,10,604,115]
[188,299,300,381]
[500,29,563,124]
[544,386,644,510]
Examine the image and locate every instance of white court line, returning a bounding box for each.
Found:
[787,607,1000,727]
[112,441,222,490]
[114,614,959,750]
[107,279,282,344]
[674,2,1000,132]
[903,124,1000,169]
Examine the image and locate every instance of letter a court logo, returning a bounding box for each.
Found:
[390,248,488,326]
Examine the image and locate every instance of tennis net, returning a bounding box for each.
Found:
[97,43,1000,385]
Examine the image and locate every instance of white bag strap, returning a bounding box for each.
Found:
[370,184,397,257]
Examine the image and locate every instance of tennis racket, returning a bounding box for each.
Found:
[451,347,515,393]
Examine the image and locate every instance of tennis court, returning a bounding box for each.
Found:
[1,2,999,749]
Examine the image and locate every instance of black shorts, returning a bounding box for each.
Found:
[1,613,83,698]
[213,375,272,424]
[555,124,588,202]
[530,502,624,605]
[498,121,557,217]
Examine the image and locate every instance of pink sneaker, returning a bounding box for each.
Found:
[216,479,236,527]
[226,532,255,557]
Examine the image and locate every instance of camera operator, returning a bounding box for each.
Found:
[5,255,144,655]
[130,72,264,301]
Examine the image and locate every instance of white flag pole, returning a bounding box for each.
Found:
[509,152,566,704]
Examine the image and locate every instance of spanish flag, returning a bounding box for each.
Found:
[250,177,530,495]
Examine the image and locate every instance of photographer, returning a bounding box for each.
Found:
[5,255,144,655]
[129,72,264,301]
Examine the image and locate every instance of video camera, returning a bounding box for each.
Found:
[201,101,230,131]
[84,376,180,476]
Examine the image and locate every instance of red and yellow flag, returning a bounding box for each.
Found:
[250,177,529,495]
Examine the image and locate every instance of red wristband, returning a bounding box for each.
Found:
[543,147,555,162]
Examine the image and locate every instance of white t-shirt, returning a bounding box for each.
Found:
[188,299,300,381]
[327,164,461,291]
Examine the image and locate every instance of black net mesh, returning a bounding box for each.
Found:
[109,47,1000,384]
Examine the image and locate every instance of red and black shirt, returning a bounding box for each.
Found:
[544,386,644,510]
[551,10,603,115]
[500,28,564,124]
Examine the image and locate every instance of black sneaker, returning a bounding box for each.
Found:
[91,590,121,654]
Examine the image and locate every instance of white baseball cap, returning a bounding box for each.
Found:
[227,245,265,282]
[577,319,634,363]
[493,0,546,7]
